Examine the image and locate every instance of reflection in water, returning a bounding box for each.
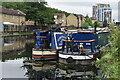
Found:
[22,61,57,80]
[1,37,99,79]
[57,64,98,79]
[2,35,32,46]
[2,58,28,78]
[1,35,34,78]
[1,35,34,62]
[23,60,98,80]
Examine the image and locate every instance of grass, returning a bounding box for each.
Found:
[67,27,87,30]
[67,27,79,30]
[1,32,33,36]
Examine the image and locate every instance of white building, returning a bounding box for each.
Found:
[93,4,112,23]
[118,1,120,22]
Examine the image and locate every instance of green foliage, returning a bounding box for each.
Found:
[110,23,116,28]
[0,2,2,5]
[47,7,70,17]
[2,2,70,25]
[85,18,93,27]
[68,27,77,30]
[85,14,89,18]
[94,21,101,28]
[103,19,108,27]
[95,27,120,78]
[81,22,89,29]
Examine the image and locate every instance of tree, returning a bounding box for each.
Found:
[103,19,108,27]
[24,2,48,25]
[2,2,70,26]
[110,22,115,28]
[85,14,89,18]
[94,21,101,28]
[81,22,89,29]
[85,18,93,27]
[95,27,120,78]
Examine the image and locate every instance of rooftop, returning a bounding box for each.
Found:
[0,6,26,16]
[54,13,65,18]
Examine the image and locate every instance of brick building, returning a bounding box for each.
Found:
[54,13,84,27]
[0,6,26,32]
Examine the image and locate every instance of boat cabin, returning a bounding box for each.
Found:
[60,31,109,55]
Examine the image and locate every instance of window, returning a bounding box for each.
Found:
[12,15,14,19]
[22,17,24,20]
[17,16,19,19]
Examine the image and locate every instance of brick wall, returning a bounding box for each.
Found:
[1,13,25,25]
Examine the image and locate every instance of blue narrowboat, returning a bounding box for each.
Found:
[58,31,109,65]
[32,30,66,60]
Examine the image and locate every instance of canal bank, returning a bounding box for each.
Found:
[0,32,33,37]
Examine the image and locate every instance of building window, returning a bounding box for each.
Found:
[22,17,24,20]
[12,15,14,19]
[17,16,19,19]
[4,15,7,18]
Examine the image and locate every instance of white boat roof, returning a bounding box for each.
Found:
[3,22,15,25]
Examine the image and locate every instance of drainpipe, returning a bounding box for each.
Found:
[66,18,67,27]
[80,16,83,28]
[77,17,79,28]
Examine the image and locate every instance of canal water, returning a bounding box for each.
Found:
[0,35,99,80]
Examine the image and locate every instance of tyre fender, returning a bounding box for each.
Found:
[66,57,73,63]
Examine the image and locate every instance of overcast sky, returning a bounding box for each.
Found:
[46,0,119,22]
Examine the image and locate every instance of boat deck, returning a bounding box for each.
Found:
[59,49,98,55]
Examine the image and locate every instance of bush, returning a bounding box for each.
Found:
[95,27,120,78]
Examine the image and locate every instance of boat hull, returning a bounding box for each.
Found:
[59,53,96,65]
[32,49,57,60]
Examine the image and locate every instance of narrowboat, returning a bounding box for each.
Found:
[58,31,109,65]
[32,30,66,60]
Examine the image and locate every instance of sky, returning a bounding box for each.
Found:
[46,0,120,22]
